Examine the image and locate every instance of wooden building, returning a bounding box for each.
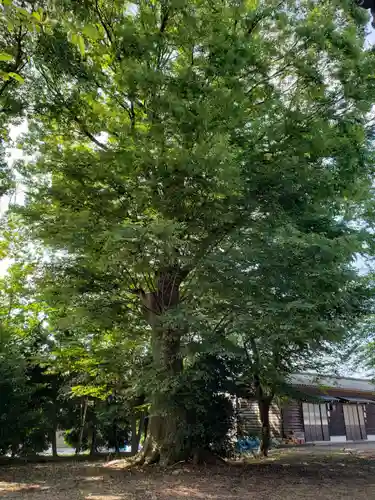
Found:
[237,374,375,444]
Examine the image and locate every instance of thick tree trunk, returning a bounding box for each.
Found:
[141,327,186,465]
[137,266,189,466]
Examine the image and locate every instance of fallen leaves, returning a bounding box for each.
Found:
[0,451,375,499]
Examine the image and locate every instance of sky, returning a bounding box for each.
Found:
[0,120,28,217]
[366,24,375,47]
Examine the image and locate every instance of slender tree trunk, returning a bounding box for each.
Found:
[131,416,138,456]
[90,425,97,456]
[259,398,271,457]
[51,405,58,457]
[137,411,145,443]
[76,397,88,455]
[51,430,58,458]
[89,402,97,456]
[250,339,274,458]
[133,411,146,454]
[131,412,146,456]
[143,415,149,442]
[113,421,120,453]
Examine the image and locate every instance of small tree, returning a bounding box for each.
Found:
[202,224,373,456]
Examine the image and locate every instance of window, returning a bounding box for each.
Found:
[302,403,329,442]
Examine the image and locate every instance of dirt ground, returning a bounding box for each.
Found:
[1,448,375,499]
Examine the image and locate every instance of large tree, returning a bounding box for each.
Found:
[16,0,375,464]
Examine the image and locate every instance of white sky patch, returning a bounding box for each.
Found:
[0,120,30,217]
[0,120,31,276]
[95,131,109,145]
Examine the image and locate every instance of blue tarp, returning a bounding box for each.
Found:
[236,437,260,453]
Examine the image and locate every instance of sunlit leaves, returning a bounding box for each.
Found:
[7,71,24,83]
[82,23,100,41]
[0,52,12,61]
[70,32,85,56]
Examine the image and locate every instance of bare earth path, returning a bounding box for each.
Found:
[1,449,375,499]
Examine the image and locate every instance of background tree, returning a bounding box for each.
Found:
[195,213,374,456]
[0,239,51,456]
[0,0,46,197]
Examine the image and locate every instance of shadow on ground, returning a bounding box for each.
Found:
[0,451,375,499]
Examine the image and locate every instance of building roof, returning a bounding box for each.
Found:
[289,373,375,394]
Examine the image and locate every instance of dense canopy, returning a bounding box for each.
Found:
[0,0,374,463]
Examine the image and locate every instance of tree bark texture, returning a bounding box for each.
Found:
[138,266,188,465]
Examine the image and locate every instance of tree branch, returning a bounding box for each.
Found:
[160,4,170,33]
[94,0,113,44]
[72,116,109,151]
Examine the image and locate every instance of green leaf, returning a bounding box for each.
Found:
[0,53,13,62]
[17,8,29,17]
[83,24,100,40]
[8,72,24,83]
[71,33,85,56]
[77,35,85,56]
[70,32,78,44]
[32,11,41,22]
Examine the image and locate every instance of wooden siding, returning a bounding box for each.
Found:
[366,404,375,435]
[237,399,282,437]
[328,403,346,437]
[343,404,367,441]
[281,400,304,437]
[302,403,329,442]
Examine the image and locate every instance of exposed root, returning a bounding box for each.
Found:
[145,449,160,465]
[133,439,226,468]
[133,453,146,466]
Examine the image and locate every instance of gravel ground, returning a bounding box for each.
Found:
[1,450,375,499]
